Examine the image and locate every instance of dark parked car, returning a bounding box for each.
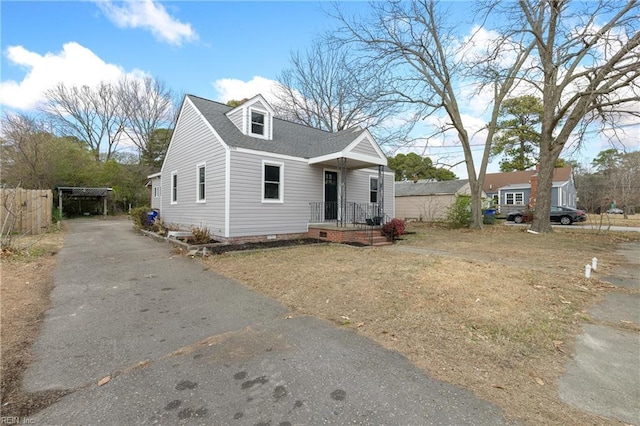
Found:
[507,206,587,225]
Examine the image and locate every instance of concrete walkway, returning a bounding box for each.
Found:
[25,219,511,425]
[558,242,640,425]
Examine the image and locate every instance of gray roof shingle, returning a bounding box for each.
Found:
[187,95,365,159]
[395,179,469,196]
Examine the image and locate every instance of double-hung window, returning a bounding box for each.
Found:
[263,162,283,202]
[251,111,265,136]
[196,163,206,203]
[505,192,524,205]
[370,177,378,203]
[171,171,178,204]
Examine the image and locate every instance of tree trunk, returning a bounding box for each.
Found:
[530,141,563,233]
[468,175,484,230]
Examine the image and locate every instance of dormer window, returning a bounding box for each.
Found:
[226,95,274,139]
[251,111,265,136]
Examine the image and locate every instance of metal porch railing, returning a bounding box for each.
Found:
[309,202,386,226]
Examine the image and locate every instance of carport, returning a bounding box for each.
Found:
[57,187,113,218]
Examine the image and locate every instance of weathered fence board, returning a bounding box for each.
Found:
[0,188,53,236]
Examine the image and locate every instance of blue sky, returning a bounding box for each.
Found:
[1,1,343,105]
[1,1,637,178]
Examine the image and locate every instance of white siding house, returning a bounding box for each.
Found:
[150,94,394,243]
[147,172,161,210]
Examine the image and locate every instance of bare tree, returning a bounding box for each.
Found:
[42,81,125,162]
[0,113,54,189]
[334,1,533,228]
[516,0,640,232]
[591,149,640,218]
[0,112,94,189]
[118,76,177,166]
[273,37,407,146]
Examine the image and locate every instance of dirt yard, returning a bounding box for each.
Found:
[2,221,639,423]
[0,232,69,417]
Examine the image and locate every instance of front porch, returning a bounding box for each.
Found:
[309,202,387,226]
[307,223,391,247]
[308,202,391,246]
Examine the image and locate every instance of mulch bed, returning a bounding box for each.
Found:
[201,238,323,255]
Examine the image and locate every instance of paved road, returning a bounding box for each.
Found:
[25,219,510,425]
[504,222,640,232]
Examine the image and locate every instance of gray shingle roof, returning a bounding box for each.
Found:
[395,179,469,196]
[187,95,365,159]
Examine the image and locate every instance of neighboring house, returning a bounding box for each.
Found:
[146,172,161,210]
[149,94,394,243]
[483,166,576,214]
[395,179,482,222]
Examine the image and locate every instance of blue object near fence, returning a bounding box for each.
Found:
[146,210,158,225]
[483,209,496,224]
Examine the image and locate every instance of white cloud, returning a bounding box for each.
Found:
[212,76,281,104]
[0,42,141,111]
[95,0,197,46]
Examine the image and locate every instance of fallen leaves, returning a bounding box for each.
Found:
[553,340,565,353]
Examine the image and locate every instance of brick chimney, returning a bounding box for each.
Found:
[529,165,539,208]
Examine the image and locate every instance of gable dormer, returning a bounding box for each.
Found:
[226,94,274,140]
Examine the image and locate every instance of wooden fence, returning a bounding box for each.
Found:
[0,188,53,236]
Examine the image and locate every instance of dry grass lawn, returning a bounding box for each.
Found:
[583,213,640,229]
[204,224,640,426]
[0,232,69,417]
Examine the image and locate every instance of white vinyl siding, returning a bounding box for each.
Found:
[351,138,380,157]
[347,168,395,217]
[150,177,161,210]
[228,151,320,238]
[160,100,227,236]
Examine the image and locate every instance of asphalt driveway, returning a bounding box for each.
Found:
[24,218,510,425]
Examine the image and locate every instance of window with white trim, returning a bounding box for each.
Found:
[171,171,178,204]
[251,110,265,136]
[370,177,378,203]
[505,192,524,205]
[263,162,282,202]
[153,186,160,198]
[196,163,206,202]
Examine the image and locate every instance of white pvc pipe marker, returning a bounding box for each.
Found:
[585,264,592,278]
[592,257,598,271]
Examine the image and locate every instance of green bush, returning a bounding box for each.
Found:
[130,206,152,230]
[52,207,63,223]
[445,195,472,228]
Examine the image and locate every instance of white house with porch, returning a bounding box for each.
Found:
[148,94,394,244]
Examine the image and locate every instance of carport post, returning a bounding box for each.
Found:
[103,196,107,219]
[58,188,63,230]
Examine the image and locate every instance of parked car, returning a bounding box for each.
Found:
[606,208,624,214]
[507,206,587,225]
